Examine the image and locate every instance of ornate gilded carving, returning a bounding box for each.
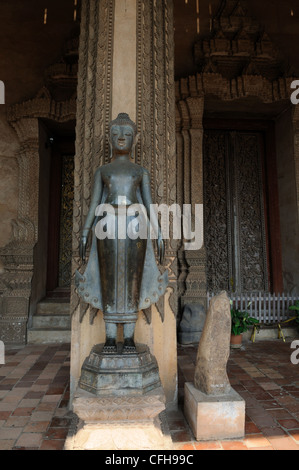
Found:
[136,0,177,320]
[59,155,75,288]
[203,131,230,293]
[234,132,268,292]
[71,0,114,324]
[203,130,268,293]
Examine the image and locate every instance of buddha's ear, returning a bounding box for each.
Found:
[107,133,113,160]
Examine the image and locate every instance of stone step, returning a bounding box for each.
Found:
[31,314,71,329]
[28,300,71,344]
[27,328,71,344]
[36,301,70,315]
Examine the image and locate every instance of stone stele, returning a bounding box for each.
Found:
[184,291,245,441]
[194,291,232,396]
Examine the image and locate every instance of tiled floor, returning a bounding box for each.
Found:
[0,344,71,450]
[0,339,298,450]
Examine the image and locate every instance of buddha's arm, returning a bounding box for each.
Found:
[141,169,165,264]
[82,168,103,235]
[80,168,102,261]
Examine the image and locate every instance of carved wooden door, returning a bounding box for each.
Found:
[47,140,75,296]
[58,154,74,288]
[203,130,269,294]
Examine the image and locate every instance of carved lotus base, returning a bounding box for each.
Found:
[65,387,173,450]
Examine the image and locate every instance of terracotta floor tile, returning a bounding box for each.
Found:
[0,427,22,440]
[170,430,193,443]
[247,446,274,450]
[220,440,248,450]
[24,391,45,399]
[245,422,261,434]
[288,430,299,442]
[30,411,54,422]
[40,439,65,450]
[0,440,17,450]
[23,421,49,433]
[243,433,271,448]
[266,435,299,450]
[15,432,43,448]
[45,427,69,440]
[4,416,30,427]
[194,441,222,450]
[277,419,299,430]
[267,408,294,419]
[175,443,195,450]
[12,407,35,416]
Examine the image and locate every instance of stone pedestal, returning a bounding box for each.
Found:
[184,382,245,441]
[65,343,173,450]
[79,343,161,397]
[65,387,173,450]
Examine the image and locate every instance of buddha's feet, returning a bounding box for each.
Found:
[123,338,136,354]
[102,339,117,354]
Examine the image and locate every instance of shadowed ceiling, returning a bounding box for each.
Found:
[174,0,299,79]
[0,0,298,106]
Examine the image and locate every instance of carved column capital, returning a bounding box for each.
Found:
[186,97,204,129]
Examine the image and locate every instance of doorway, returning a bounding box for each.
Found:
[203,120,283,295]
[46,126,75,298]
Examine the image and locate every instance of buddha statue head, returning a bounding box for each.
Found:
[108,113,139,159]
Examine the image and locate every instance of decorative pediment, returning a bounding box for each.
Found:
[194,0,286,81]
[256,32,280,60]
[232,29,254,56]
[35,86,52,101]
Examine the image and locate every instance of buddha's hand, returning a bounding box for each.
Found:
[79,235,88,263]
[157,233,165,265]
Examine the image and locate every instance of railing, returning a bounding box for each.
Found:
[207,291,299,325]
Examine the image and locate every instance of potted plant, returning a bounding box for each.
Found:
[289,301,299,332]
[230,304,259,348]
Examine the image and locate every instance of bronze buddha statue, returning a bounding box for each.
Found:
[75,113,168,354]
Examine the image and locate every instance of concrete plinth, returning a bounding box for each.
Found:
[184,382,245,441]
[64,387,173,450]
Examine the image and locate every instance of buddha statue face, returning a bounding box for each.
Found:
[110,123,134,155]
[109,113,138,158]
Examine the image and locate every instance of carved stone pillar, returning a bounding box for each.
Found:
[0,117,39,344]
[70,0,177,406]
[180,98,207,310]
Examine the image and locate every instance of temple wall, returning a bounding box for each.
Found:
[29,122,52,321]
[0,109,19,249]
